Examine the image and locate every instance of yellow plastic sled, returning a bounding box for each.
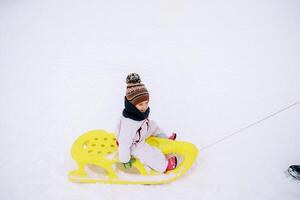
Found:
[69,130,198,185]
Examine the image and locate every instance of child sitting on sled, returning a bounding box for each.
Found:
[116,73,177,173]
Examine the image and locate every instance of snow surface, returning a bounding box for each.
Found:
[1,0,300,199]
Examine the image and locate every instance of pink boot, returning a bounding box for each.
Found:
[165,156,177,172]
[168,133,177,141]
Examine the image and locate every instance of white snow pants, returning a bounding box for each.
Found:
[131,142,168,173]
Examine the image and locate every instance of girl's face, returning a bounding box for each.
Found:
[135,100,149,113]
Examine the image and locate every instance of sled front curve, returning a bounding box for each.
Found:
[68,130,198,184]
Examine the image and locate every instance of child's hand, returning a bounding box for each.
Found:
[123,157,136,169]
[168,133,177,140]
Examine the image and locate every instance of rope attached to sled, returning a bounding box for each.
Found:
[200,100,300,151]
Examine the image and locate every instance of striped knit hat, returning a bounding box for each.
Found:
[125,73,149,106]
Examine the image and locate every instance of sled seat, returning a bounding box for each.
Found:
[69,130,152,182]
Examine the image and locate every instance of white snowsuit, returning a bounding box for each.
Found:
[116,116,168,173]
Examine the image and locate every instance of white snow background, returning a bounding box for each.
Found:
[0,0,300,199]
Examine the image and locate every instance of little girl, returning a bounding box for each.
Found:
[116,73,177,173]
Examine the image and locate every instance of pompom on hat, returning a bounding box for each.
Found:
[125,73,149,106]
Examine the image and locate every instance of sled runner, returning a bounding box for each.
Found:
[69,130,198,184]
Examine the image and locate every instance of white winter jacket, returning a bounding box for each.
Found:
[116,116,166,163]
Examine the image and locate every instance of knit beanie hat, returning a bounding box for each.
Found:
[125,73,149,106]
